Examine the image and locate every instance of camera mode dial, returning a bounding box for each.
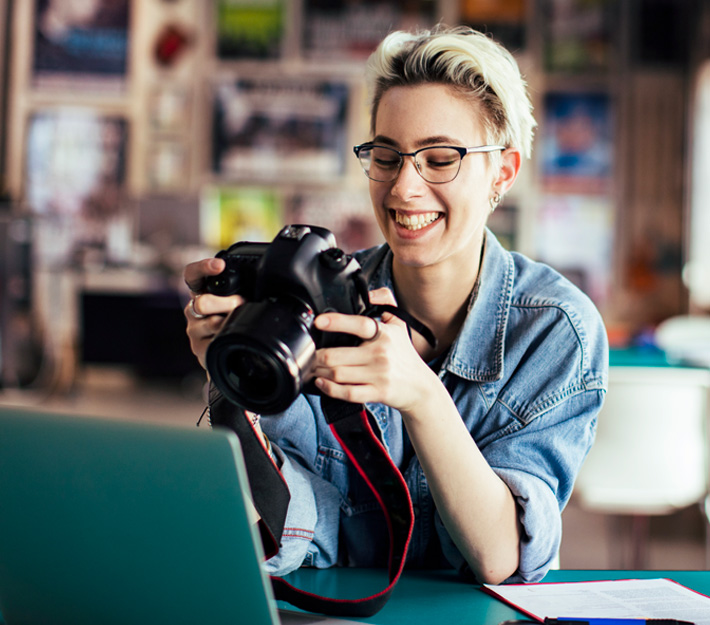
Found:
[320,248,349,271]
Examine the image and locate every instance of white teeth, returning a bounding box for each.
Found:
[395,212,441,230]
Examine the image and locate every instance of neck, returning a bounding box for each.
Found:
[392,245,483,361]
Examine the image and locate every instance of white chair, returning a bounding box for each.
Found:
[573,365,710,568]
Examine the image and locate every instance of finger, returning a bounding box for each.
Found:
[313,362,379,386]
[184,299,226,336]
[184,293,244,367]
[184,308,229,370]
[313,343,374,371]
[189,293,244,318]
[368,287,409,329]
[187,295,207,319]
[183,258,226,293]
[314,312,384,342]
[183,294,243,336]
[368,287,397,306]
[314,376,376,404]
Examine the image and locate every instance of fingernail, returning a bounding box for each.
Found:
[315,315,330,329]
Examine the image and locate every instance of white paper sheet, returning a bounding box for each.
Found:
[484,578,710,625]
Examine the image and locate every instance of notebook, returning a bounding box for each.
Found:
[0,406,357,625]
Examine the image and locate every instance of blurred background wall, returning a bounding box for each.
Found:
[0,0,709,394]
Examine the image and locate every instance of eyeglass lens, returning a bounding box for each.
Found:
[357,146,463,183]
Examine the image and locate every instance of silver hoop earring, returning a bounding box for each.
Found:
[489,192,502,212]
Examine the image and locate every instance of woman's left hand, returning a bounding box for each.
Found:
[312,287,438,412]
[316,289,522,585]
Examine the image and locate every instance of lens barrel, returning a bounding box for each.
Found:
[206,298,317,414]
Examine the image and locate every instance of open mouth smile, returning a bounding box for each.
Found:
[392,211,443,231]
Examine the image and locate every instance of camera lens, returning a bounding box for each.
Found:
[206,298,317,414]
[224,348,283,404]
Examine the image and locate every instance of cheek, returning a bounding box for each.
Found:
[452,171,493,212]
[369,183,388,217]
[369,179,383,204]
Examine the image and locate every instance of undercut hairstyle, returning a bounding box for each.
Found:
[365,26,537,159]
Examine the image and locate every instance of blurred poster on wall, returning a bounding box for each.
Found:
[536,195,614,305]
[24,109,128,265]
[216,0,284,60]
[32,0,130,90]
[212,78,349,183]
[284,188,381,253]
[459,0,527,51]
[540,0,613,73]
[200,186,283,251]
[541,92,613,195]
[303,0,436,62]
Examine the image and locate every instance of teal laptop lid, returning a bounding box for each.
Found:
[0,406,280,625]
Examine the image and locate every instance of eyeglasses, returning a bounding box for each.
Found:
[353,143,506,184]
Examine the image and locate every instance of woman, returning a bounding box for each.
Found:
[184,26,608,585]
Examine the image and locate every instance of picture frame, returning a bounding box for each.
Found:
[212,77,349,183]
[32,0,131,91]
[541,92,613,195]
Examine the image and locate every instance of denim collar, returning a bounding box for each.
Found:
[357,228,512,385]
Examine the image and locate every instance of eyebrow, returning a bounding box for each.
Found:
[372,134,463,148]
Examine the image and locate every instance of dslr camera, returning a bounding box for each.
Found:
[204,225,373,415]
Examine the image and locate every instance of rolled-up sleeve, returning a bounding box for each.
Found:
[262,397,343,576]
[263,445,341,575]
[436,387,602,583]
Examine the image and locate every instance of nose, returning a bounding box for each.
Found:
[390,154,426,199]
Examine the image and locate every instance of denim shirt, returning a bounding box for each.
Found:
[261,229,608,583]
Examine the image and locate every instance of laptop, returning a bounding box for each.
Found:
[0,406,359,625]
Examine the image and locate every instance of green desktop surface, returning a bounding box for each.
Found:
[1,554,709,624]
[276,568,710,624]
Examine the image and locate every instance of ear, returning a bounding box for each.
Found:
[493,148,521,196]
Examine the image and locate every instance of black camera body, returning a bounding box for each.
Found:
[205,225,370,414]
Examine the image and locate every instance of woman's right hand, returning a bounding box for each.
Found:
[183,257,245,369]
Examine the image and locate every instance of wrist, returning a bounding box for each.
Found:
[400,362,448,419]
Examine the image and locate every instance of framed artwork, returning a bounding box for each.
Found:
[200,186,283,251]
[212,77,349,183]
[216,0,285,60]
[24,108,128,265]
[302,0,437,62]
[541,92,613,195]
[535,194,614,305]
[540,0,613,74]
[32,0,130,90]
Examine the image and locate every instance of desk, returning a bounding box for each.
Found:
[278,569,710,624]
[1,569,708,625]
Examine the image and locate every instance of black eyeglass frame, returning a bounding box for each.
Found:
[353,142,507,184]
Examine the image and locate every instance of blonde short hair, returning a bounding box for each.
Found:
[365,26,537,159]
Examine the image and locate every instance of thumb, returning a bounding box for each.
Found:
[368,286,397,307]
[368,287,402,326]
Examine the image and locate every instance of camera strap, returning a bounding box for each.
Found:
[208,384,290,559]
[271,395,413,617]
[209,387,414,618]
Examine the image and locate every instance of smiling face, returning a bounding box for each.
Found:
[369,83,517,278]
